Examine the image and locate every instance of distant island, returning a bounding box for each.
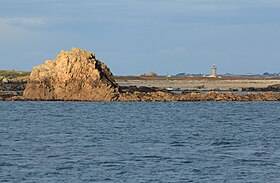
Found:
[1,48,280,101]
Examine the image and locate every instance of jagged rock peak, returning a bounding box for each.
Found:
[58,47,96,59]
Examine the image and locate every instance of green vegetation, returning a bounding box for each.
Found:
[141,72,158,77]
[0,70,31,78]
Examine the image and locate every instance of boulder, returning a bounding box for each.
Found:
[2,78,9,83]
[24,48,120,101]
[267,84,280,91]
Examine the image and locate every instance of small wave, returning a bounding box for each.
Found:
[116,171,127,175]
[169,141,186,147]
[134,155,171,162]
[44,171,61,176]
[47,154,61,158]
[55,166,74,171]
[234,158,268,165]
[83,144,97,148]
[253,151,266,157]
[211,140,231,146]
[0,162,15,167]
[98,161,125,168]
[142,155,164,159]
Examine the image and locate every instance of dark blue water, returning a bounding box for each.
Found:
[1,102,280,182]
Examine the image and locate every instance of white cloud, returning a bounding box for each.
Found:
[0,17,45,27]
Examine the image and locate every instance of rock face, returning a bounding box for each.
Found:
[24,48,119,101]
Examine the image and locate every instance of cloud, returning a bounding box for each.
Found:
[0,17,45,28]
[1,0,280,27]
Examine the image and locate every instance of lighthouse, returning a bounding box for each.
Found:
[212,64,217,77]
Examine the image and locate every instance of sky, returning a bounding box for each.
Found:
[0,0,280,75]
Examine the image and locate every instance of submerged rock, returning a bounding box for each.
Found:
[24,48,120,101]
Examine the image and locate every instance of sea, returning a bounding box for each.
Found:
[1,101,280,182]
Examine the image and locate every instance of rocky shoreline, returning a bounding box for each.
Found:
[2,90,280,102]
[2,81,280,102]
[1,48,280,102]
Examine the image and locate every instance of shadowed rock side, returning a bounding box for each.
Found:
[23,48,120,101]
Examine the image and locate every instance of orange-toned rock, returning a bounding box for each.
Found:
[118,91,175,102]
[23,48,120,101]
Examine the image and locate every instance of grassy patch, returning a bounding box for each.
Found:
[0,70,31,78]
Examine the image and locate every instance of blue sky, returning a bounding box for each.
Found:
[0,0,280,75]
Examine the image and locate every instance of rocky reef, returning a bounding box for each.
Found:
[242,84,280,92]
[23,48,119,101]
[118,91,280,102]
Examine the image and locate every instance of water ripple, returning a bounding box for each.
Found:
[0,102,280,182]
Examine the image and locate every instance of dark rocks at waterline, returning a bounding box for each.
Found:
[181,88,235,94]
[242,84,280,92]
[0,80,26,101]
[241,87,265,92]
[2,90,280,101]
[228,88,239,92]
[0,91,23,101]
[120,86,170,93]
[117,91,280,102]
[0,80,27,92]
[181,89,201,94]
[267,84,280,91]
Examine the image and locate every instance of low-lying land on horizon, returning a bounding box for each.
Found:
[2,72,280,92]
[0,70,30,82]
[115,76,280,91]
[2,70,280,91]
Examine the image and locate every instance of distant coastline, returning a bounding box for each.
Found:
[1,48,280,102]
[2,74,280,102]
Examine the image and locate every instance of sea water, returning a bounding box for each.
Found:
[1,102,280,182]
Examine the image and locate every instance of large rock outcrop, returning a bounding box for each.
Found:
[24,48,119,101]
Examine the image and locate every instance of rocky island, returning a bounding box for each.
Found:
[1,48,280,102]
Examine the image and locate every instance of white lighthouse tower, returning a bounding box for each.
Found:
[211,64,217,77]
